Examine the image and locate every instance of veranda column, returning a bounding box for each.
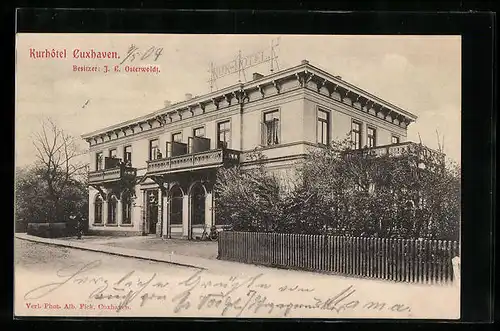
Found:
[141,190,146,235]
[162,194,169,239]
[102,198,109,225]
[182,194,189,238]
[156,188,162,237]
[205,191,213,228]
[88,192,94,225]
[116,197,123,225]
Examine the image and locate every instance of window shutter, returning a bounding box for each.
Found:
[260,122,266,146]
[275,119,280,144]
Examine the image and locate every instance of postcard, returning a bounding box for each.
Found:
[14,33,461,319]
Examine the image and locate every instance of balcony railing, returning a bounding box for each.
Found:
[147,148,240,174]
[347,142,445,165]
[88,165,137,185]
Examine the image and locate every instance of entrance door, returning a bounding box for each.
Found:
[190,183,206,239]
[146,190,159,234]
[169,186,184,238]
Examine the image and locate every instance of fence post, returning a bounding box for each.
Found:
[350,236,354,276]
[293,233,296,268]
[448,240,453,283]
[358,236,362,277]
[364,237,368,277]
[218,231,222,259]
[438,239,442,284]
[334,236,338,273]
[405,239,410,282]
[339,236,344,274]
[401,238,405,282]
[432,239,437,284]
[309,234,313,271]
[425,238,431,284]
[408,239,413,282]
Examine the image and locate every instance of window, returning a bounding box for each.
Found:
[122,192,132,225]
[351,121,362,149]
[193,127,205,138]
[107,195,118,224]
[217,121,231,148]
[170,186,183,225]
[172,132,182,142]
[262,110,280,146]
[191,183,206,225]
[96,152,103,170]
[317,109,330,145]
[367,127,377,148]
[149,139,161,160]
[109,149,117,158]
[391,135,400,144]
[94,195,103,224]
[124,145,132,165]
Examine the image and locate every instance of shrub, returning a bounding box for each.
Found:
[215,139,460,241]
[27,222,68,238]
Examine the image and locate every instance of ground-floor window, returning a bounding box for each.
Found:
[191,183,205,225]
[122,192,132,224]
[108,194,117,224]
[94,195,103,224]
[170,186,183,225]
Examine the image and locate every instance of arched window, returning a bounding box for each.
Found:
[122,192,132,225]
[94,195,103,224]
[191,183,206,226]
[170,186,183,225]
[108,194,118,224]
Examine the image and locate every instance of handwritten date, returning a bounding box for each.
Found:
[120,45,163,65]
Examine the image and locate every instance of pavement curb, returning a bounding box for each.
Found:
[15,234,205,270]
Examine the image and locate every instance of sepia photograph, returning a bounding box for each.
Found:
[14,33,461,319]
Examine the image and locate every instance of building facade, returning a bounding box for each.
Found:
[82,60,424,239]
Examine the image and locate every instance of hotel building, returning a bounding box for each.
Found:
[82,60,439,239]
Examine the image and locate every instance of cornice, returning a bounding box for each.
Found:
[82,60,418,147]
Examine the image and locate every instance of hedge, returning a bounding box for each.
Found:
[27,222,70,238]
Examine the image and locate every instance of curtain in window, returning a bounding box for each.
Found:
[264,119,280,145]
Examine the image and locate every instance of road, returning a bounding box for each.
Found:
[14,239,460,319]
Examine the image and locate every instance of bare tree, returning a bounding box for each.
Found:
[32,118,88,222]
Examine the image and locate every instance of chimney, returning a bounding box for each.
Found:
[185,93,193,100]
[252,72,264,80]
[164,100,171,107]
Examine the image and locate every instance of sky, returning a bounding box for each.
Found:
[15,34,461,167]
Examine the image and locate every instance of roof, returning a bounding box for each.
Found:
[82,60,418,141]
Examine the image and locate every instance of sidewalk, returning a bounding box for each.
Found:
[14,233,461,290]
[15,233,227,271]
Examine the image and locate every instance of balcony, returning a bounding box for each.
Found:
[346,142,445,168]
[88,164,137,185]
[147,148,241,175]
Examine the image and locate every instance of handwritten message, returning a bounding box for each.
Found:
[17,259,416,318]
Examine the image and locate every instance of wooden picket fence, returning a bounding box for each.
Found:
[218,231,460,284]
